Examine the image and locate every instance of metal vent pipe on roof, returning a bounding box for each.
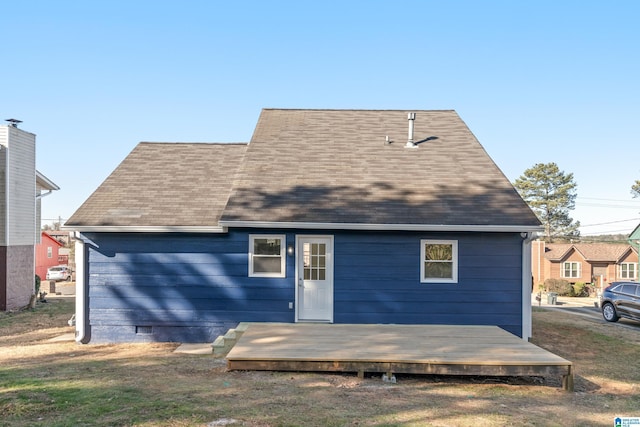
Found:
[405,112,417,148]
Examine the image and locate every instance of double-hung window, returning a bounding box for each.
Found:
[562,261,581,279]
[249,235,286,278]
[620,263,637,280]
[421,240,458,283]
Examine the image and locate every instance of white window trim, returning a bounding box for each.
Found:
[619,262,637,279]
[562,261,581,278]
[420,239,458,284]
[249,234,286,278]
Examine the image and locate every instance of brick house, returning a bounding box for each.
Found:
[532,240,638,292]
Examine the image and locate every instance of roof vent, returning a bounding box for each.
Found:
[405,113,417,148]
[5,118,22,128]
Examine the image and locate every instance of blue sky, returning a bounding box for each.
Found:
[2,1,639,236]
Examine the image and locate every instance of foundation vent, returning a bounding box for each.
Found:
[135,325,153,335]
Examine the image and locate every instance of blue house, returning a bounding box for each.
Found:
[65,109,542,343]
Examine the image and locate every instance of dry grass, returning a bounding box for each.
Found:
[1,298,639,426]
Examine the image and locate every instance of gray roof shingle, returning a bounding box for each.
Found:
[66,109,541,231]
[221,109,540,228]
[66,142,247,228]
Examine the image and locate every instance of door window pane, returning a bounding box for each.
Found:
[303,242,327,282]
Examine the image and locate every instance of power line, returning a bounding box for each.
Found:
[577,196,640,202]
[580,218,640,228]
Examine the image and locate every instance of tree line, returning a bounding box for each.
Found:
[513,162,638,242]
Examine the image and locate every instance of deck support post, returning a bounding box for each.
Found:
[562,366,574,392]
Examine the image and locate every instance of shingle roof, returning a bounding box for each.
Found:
[65,142,247,228]
[221,109,540,228]
[544,243,636,262]
[66,109,542,231]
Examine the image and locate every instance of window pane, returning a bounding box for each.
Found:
[563,262,579,278]
[254,238,281,255]
[425,244,452,261]
[253,257,282,274]
[319,269,326,280]
[425,262,453,279]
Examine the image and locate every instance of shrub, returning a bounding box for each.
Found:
[544,278,572,296]
[35,274,41,295]
[572,282,587,297]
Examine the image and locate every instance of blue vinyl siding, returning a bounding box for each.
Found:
[82,229,525,343]
[83,231,296,343]
[332,231,523,336]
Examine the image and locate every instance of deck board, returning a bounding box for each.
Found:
[226,323,574,390]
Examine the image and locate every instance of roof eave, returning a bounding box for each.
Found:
[36,170,60,191]
[218,220,544,233]
[61,225,227,233]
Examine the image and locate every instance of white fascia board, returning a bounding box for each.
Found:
[219,220,543,233]
[61,225,227,233]
[36,170,60,191]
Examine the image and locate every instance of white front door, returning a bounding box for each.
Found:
[296,236,333,322]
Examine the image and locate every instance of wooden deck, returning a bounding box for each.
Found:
[226,323,574,391]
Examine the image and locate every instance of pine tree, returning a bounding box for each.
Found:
[632,179,640,198]
[513,162,580,241]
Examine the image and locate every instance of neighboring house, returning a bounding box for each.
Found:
[47,230,71,246]
[0,121,59,311]
[65,109,542,344]
[35,231,65,280]
[532,240,639,291]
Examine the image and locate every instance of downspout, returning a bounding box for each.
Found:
[628,237,640,283]
[70,231,91,343]
[35,190,53,200]
[521,232,537,341]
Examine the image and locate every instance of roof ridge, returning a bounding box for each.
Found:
[261,108,457,112]
[138,141,248,146]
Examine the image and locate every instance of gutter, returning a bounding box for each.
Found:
[219,220,544,233]
[61,225,227,233]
